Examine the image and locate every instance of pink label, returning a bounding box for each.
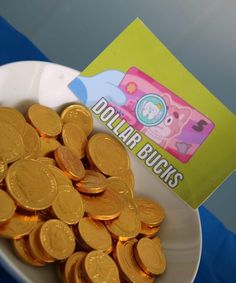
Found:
[112,67,214,163]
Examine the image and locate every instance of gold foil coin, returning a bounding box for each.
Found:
[152,236,161,247]
[0,158,7,183]
[73,252,88,283]
[119,169,135,191]
[27,104,62,137]
[87,133,130,176]
[77,217,112,253]
[28,222,54,263]
[13,237,44,267]
[76,170,107,194]
[55,146,85,181]
[0,107,26,135]
[21,123,40,159]
[0,212,38,239]
[47,165,72,187]
[62,122,87,159]
[81,189,123,221]
[140,223,160,238]
[0,190,16,223]
[135,197,165,227]
[85,148,96,168]
[83,250,120,283]
[107,177,133,199]
[38,137,61,157]
[63,252,87,283]
[106,201,141,241]
[52,185,84,225]
[0,122,24,163]
[40,219,75,260]
[0,104,167,282]
[61,104,93,136]
[36,157,57,166]
[6,159,58,211]
[134,237,166,275]
[115,239,154,283]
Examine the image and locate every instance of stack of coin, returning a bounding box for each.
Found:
[0,103,166,283]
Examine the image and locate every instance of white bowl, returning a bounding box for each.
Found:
[0,61,202,283]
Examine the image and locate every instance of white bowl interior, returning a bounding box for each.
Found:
[0,61,201,283]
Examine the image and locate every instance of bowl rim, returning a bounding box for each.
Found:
[0,60,202,283]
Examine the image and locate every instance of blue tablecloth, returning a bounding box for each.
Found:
[1,16,236,283]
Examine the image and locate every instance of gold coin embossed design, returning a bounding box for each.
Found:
[0,212,38,239]
[36,157,57,166]
[13,237,44,267]
[81,189,123,220]
[28,222,54,263]
[52,185,84,225]
[61,104,93,136]
[134,237,166,275]
[21,123,40,159]
[76,170,107,194]
[135,197,165,227]
[115,239,154,283]
[0,190,16,223]
[47,165,72,187]
[83,250,120,283]
[0,159,7,183]
[40,219,75,260]
[87,133,130,176]
[106,202,141,241]
[27,104,62,137]
[107,177,133,199]
[0,107,26,135]
[140,223,160,238]
[6,159,58,210]
[119,169,135,191]
[77,217,112,253]
[38,137,61,157]
[0,122,24,163]
[63,252,87,283]
[62,122,87,159]
[55,146,85,181]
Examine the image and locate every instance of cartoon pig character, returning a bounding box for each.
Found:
[144,94,191,147]
[142,101,162,120]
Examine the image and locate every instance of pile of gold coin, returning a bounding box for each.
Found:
[0,103,166,283]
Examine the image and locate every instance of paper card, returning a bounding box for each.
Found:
[68,18,236,208]
[113,67,215,163]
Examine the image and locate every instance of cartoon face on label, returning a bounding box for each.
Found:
[143,102,160,120]
[117,67,214,163]
[135,94,167,126]
[145,94,191,146]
